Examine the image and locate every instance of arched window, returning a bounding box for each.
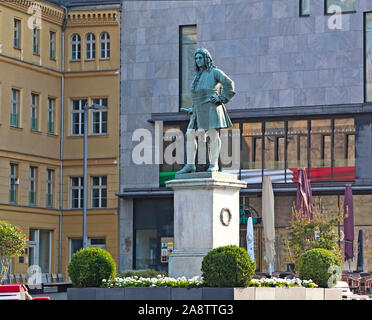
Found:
[86,33,96,60]
[100,32,110,59]
[71,34,81,61]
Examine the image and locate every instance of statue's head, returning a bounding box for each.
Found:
[194,48,215,71]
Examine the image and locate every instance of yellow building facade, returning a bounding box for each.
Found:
[0,0,120,280]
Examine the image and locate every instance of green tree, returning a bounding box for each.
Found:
[286,205,342,268]
[0,221,28,284]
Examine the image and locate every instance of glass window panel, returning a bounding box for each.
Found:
[333,118,356,181]
[310,119,332,180]
[264,121,285,170]
[300,0,310,16]
[366,14,372,102]
[39,230,50,273]
[220,122,240,170]
[160,125,183,173]
[287,120,308,171]
[326,0,356,14]
[241,122,262,170]
[180,25,197,110]
[135,229,158,270]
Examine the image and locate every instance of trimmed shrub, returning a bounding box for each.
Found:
[118,269,167,278]
[68,247,116,288]
[201,245,256,287]
[297,248,342,288]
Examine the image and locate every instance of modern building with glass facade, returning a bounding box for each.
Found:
[119,0,372,273]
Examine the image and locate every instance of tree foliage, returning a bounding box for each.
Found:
[286,205,342,268]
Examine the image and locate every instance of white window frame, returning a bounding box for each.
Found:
[14,19,20,49]
[32,26,39,55]
[91,176,107,208]
[9,163,18,203]
[69,237,106,261]
[49,31,56,60]
[47,98,55,134]
[86,33,96,60]
[100,32,110,59]
[46,169,54,208]
[11,89,19,127]
[30,93,38,131]
[92,98,108,135]
[29,166,37,205]
[71,99,87,136]
[29,229,52,274]
[71,34,81,61]
[70,177,83,209]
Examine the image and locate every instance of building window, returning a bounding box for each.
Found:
[14,19,21,49]
[92,98,107,134]
[325,0,356,14]
[69,237,106,260]
[46,169,54,208]
[264,122,285,171]
[47,98,55,134]
[86,33,96,60]
[71,177,83,209]
[30,93,38,131]
[366,13,372,102]
[160,117,356,185]
[29,166,37,205]
[29,229,52,273]
[72,99,87,135]
[179,25,197,111]
[11,89,19,127]
[32,26,39,55]
[300,0,310,16]
[49,31,56,60]
[91,176,107,208]
[9,164,18,203]
[100,32,110,59]
[71,34,81,61]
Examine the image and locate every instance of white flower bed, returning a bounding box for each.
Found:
[102,275,318,289]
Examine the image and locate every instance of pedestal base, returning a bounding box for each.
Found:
[166,172,247,279]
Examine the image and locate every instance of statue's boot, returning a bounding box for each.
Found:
[177,164,196,174]
[176,129,197,174]
[207,131,221,172]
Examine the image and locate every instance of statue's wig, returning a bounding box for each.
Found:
[194,48,215,72]
[191,48,216,90]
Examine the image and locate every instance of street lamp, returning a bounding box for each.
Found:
[82,103,107,249]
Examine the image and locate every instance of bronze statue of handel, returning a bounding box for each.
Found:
[177,48,235,174]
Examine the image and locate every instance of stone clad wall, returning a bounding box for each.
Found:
[120,0,371,189]
[120,0,372,271]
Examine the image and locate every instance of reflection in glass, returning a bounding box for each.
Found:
[287,120,308,170]
[300,0,310,16]
[265,121,285,170]
[310,119,332,179]
[241,122,262,170]
[135,229,157,270]
[334,118,355,168]
[366,14,372,102]
[326,0,356,13]
[180,25,197,110]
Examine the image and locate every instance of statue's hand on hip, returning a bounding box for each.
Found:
[210,95,221,105]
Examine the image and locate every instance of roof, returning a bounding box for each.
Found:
[46,0,121,8]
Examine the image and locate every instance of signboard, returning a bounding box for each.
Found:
[160,237,173,263]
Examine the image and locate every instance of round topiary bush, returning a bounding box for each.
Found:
[68,247,116,288]
[297,248,342,288]
[201,245,256,287]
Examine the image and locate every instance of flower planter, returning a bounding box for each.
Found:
[67,287,342,300]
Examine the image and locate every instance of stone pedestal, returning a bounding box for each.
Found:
[166,172,247,279]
